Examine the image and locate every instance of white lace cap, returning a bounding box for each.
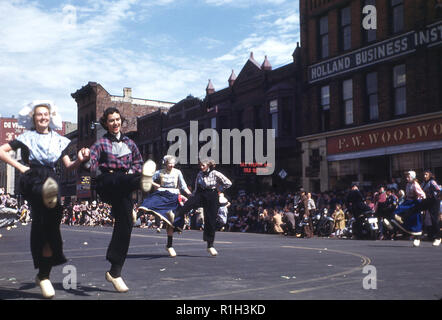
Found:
[18,100,63,130]
[406,171,416,180]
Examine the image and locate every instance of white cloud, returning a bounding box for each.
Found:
[211,5,300,74]
[274,13,300,33]
[196,37,224,49]
[205,0,286,7]
[214,53,237,62]
[0,0,145,121]
[0,0,300,123]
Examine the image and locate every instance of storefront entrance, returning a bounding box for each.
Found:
[328,149,442,191]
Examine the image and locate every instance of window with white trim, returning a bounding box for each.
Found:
[320,85,330,131]
[343,79,353,125]
[393,64,406,115]
[319,15,329,59]
[340,6,351,51]
[366,72,379,120]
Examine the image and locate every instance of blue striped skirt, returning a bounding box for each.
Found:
[394,199,423,234]
[139,190,179,219]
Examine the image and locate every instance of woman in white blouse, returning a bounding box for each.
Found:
[393,170,426,247]
[0,101,89,298]
[138,155,192,257]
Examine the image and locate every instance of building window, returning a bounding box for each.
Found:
[343,79,353,125]
[366,72,379,120]
[391,0,404,34]
[90,111,96,130]
[364,0,376,43]
[340,6,352,51]
[320,85,330,131]
[393,64,406,115]
[319,15,329,59]
[270,99,278,138]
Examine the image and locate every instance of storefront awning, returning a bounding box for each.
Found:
[327,140,442,162]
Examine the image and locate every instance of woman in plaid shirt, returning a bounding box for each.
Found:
[89,107,156,293]
[422,170,441,246]
[174,159,232,256]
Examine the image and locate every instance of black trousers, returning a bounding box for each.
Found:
[95,172,140,267]
[175,189,219,244]
[20,167,67,269]
[427,198,441,240]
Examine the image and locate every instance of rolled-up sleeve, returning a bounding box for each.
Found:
[177,171,188,190]
[215,171,232,192]
[128,140,143,173]
[89,142,100,174]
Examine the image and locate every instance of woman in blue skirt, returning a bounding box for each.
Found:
[138,155,192,257]
[393,170,427,247]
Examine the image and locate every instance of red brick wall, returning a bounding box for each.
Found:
[300,0,442,137]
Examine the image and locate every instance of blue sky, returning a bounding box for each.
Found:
[0,0,300,122]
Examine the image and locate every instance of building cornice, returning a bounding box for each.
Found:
[298,111,442,143]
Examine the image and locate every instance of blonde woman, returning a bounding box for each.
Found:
[393,171,426,247]
[0,101,89,298]
[138,155,192,257]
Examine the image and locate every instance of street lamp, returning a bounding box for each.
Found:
[90,121,100,131]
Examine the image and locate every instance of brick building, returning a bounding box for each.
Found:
[298,0,442,192]
[136,95,206,190]
[58,129,78,201]
[67,82,174,200]
[71,82,174,149]
[136,51,302,194]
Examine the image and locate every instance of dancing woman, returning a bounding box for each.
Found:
[421,170,441,246]
[0,100,90,298]
[173,159,232,256]
[393,171,426,247]
[89,107,155,292]
[138,155,192,257]
[216,193,231,231]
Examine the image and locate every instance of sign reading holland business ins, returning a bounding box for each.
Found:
[308,20,442,83]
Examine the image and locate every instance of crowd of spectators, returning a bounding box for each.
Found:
[0,188,31,224]
[0,188,19,211]
[60,201,114,227]
[3,176,441,241]
[223,188,383,237]
[222,177,441,240]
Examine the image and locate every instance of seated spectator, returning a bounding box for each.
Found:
[332,203,346,238]
[272,209,284,234]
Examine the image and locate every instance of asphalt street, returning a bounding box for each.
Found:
[0,223,442,301]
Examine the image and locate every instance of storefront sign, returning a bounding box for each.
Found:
[239,162,273,175]
[0,118,26,145]
[327,117,442,155]
[309,20,442,83]
[0,118,66,145]
[76,176,91,198]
